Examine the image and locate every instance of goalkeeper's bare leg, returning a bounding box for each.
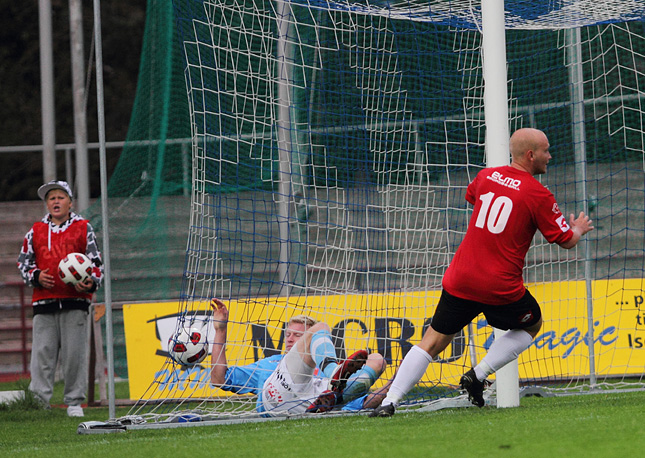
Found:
[306,349,371,413]
[294,322,367,383]
[291,322,369,411]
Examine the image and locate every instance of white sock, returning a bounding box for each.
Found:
[475,330,533,380]
[382,345,434,406]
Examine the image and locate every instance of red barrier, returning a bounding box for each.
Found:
[0,281,31,381]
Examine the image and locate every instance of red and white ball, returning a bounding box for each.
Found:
[58,252,93,286]
[168,327,209,366]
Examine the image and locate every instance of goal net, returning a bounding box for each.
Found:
[110,0,645,427]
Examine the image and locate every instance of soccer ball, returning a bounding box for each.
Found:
[58,252,93,286]
[168,327,209,366]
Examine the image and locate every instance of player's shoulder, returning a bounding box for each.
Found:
[475,165,522,179]
[69,213,89,225]
[492,166,550,189]
[259,354,283,366]
[475,165,524,190]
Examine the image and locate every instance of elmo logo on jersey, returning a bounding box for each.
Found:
[556,215,570,232]
[488,171,521,190]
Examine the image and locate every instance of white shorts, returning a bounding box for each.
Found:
[261,349,327,415]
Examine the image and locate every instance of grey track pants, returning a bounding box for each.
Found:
[29,309,89,407]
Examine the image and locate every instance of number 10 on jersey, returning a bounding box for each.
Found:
[475,192,513,234]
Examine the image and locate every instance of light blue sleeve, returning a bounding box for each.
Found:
[219,355,281,395]
[220,363,262,395]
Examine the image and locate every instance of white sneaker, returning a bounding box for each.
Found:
[67,405,84,417]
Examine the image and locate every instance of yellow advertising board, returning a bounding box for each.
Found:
[123,279,645,400]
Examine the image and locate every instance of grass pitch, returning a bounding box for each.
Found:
[1,379,643,457]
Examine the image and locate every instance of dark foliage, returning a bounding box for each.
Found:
[0,0,147,201]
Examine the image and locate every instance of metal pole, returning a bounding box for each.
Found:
[70,0,91,212]
[275,0,294,298]
[481,0,519,408]
[65,147,73,185]
[566,27,596,387]
[39,0,56,182]
[92,0,115,420]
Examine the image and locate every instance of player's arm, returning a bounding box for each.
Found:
[210,298,229,386]
[84,222,104,290]
[558,211,594,249]
[17,229,47,288]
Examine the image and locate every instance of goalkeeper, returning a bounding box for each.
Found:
[209,298,387,415]
[370,128,595,417]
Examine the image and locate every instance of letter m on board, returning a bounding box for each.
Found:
[374,317,415,364]
[251,323,283,360]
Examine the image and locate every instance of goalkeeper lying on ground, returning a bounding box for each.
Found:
[209,298,387,415]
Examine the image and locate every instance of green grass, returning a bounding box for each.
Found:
[1,380,644,457]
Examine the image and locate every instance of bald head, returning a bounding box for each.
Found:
[509,128,551,175]
[509,128,546,159]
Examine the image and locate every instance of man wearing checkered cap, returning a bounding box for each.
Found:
[17,180,104,417]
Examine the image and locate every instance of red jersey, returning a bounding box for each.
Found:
[442,165,573,305]
[29,218,93,303]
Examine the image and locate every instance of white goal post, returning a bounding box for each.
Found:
[481,0,518,408]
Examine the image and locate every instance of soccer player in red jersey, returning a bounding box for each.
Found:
[370,128,594,417]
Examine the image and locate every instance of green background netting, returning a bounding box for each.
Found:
[85,0,191,378]
[88,0,191,307]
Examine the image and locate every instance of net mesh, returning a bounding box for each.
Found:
[97,0,645,424]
